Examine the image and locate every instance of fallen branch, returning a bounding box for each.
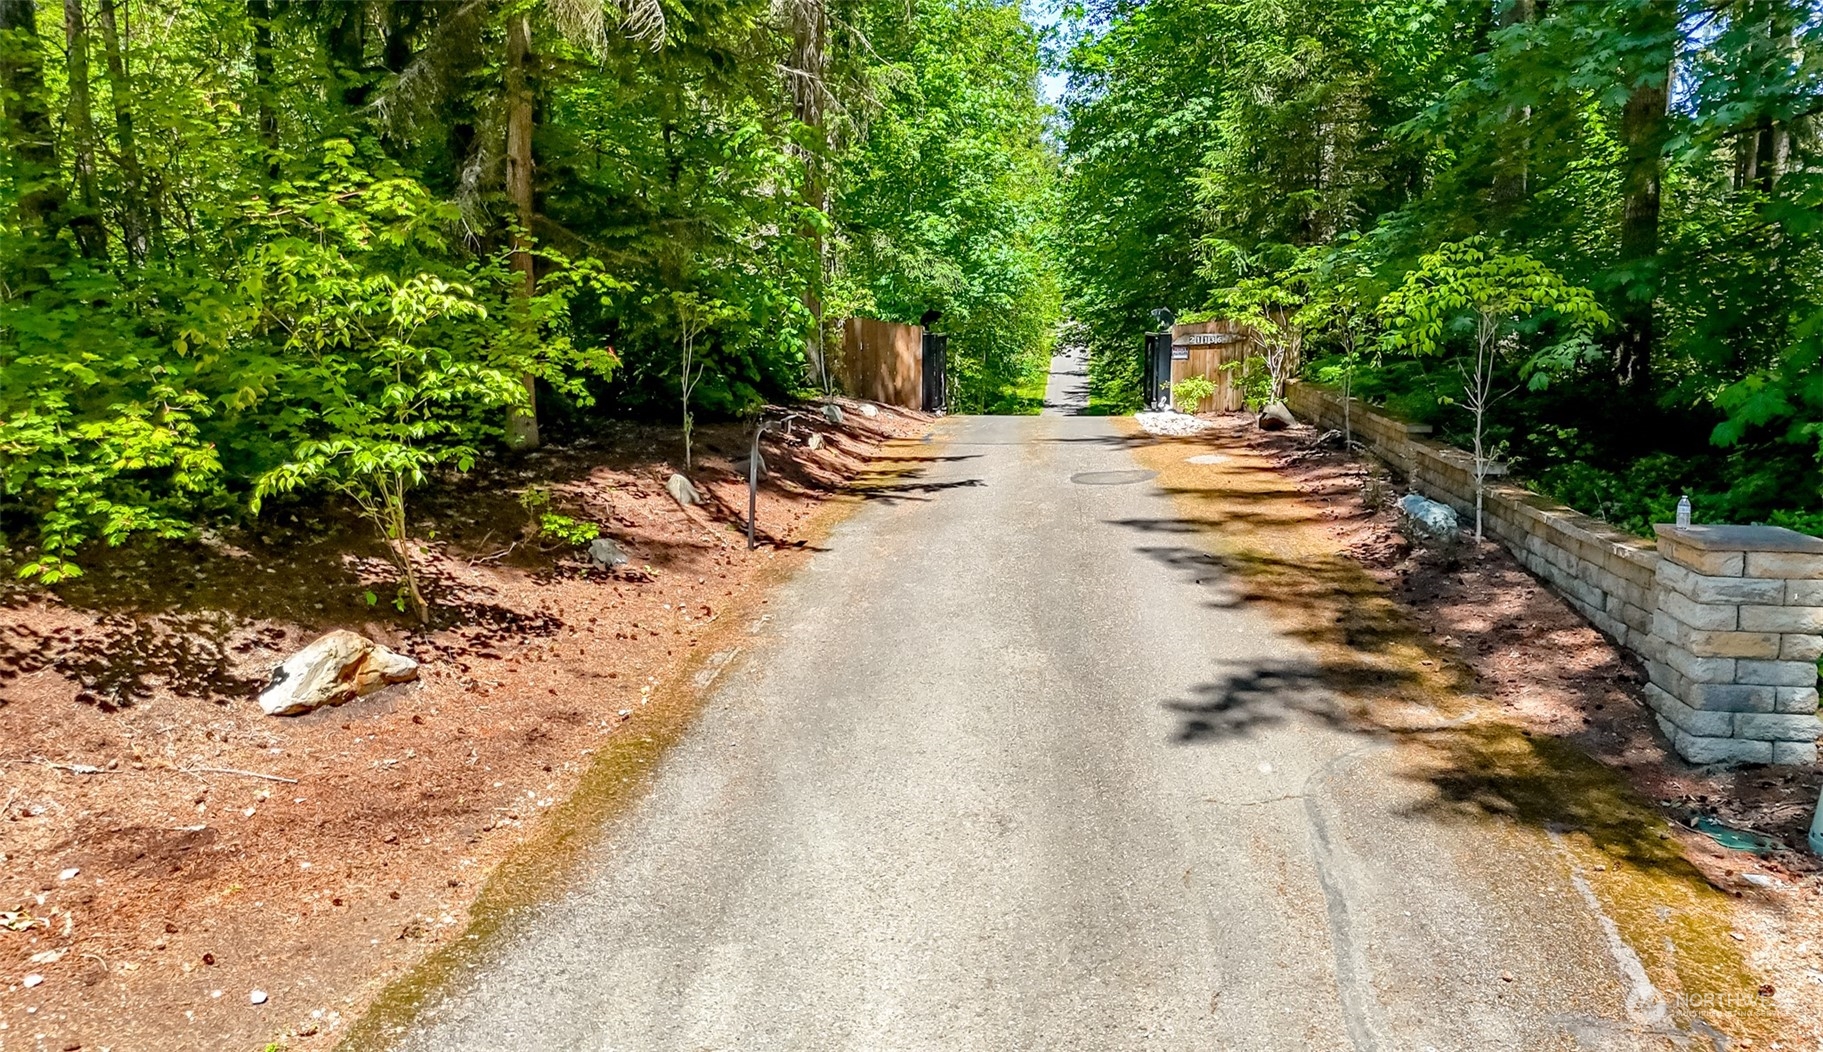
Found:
[468,540,519,564]
[180,766,298,784]
[0,758,117,775]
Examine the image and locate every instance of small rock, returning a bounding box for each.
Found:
[258,630,419,717]
[587,538,629,569]
[22,973,43,988]
[666,473,701,507]
[823,404,843,426]
[1500,970,1515,983]
[57,868,78,881]
[857,403,880,418]
[1729,930,1746,941]
[806,433,825,451]
[27,950,64,965]
[1397,493,1460,542]
[1742,873,1776,888]
[250,989,268,1005]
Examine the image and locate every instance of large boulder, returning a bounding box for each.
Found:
[258,630,419,716]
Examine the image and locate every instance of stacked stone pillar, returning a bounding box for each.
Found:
[1643,525,1823,765]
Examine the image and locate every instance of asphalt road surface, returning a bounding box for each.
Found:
[391,353,1686,1051]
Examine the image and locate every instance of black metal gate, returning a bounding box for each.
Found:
[1142,332,1173,410]
[922,332,949,413]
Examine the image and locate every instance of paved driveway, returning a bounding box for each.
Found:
[384,355,1693,1051]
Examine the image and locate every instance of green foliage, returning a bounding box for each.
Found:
[0,0,1057,594]
[538,514,601,547]
[238,156,619,622]
[832,0,1061,412]
[1209,276,1306,404]
[1058,0,1823,539]
[1378,239,1611,381]
[515,485,597,545]
[1170,375,1217,414]
[1219,357,1273,413]
[517,485,599,546]
[1379,239,1608,538]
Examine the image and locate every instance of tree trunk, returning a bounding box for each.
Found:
[1732,11,1794,194]
[787,0,830,393]
[248,0,278,180]
[382,473,428,626]
[324,0,367,109]
[1615,3,1673,390]
[0,0,64,288]
[62,0,106,259]
[502,10,540,451]
[95,0,148,261]
[1752,122,1786,192]
[1489,0,1536,211]
[381,0,417,75]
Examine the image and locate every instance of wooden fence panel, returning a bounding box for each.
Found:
[840,317,924,410]
[1168,320,1255,412]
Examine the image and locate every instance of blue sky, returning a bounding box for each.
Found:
[1024,0,1071,106]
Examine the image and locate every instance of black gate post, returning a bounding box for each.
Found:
[921,331,948,413]
[1143,332,1173,410]
[1142,333,1155,410]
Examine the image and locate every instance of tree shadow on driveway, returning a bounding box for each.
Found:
[1109,441,1771,902]
[1163,657,1366,743]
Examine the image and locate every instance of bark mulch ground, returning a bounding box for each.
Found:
[0,401,927,1052]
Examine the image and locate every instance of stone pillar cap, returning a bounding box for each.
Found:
[1654,523,1823,553]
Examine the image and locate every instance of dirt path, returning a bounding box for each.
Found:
[0,405,927,1052]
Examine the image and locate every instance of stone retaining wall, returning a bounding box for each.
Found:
[1284,381,1823,766]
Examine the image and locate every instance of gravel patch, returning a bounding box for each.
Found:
[1134,411,1215,437]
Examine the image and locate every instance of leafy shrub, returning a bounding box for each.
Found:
[538,514,600,547]
[248,160,615,624]
[518,487,600,547]
[1172,375,1218,413]
[1220,356,1274,412]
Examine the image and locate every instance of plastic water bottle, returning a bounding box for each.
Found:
[1676,495,1692,529]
